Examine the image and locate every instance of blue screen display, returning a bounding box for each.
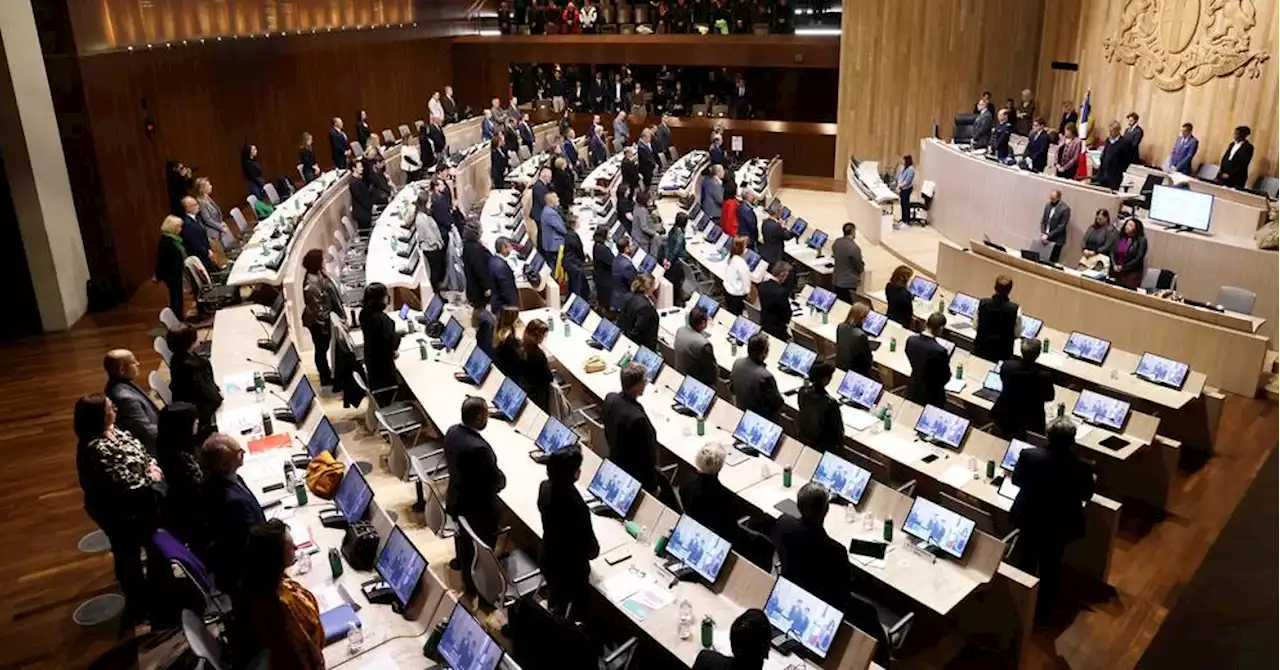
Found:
[535,416,579,454]
[334,465,373,521]
[732,410,784,457]
[744,249,763,271]
[632,346,664,382]
[375,527,427,606]
[592,319,621,351]
[764,576,843,658]
[913,405,970,449]
[437,603,504,670]
[587,459,642,517]
[811,452,871,505]
[424,295,444,325]
[1071,389,1130,431]
[289,377,315,422]
[861,310,887,337]
[695,294,720,319]
[907,276,938,301]
[948,293,979,319]
[1135,353,1189,389]
[307,417,339,458]
[564,294,590,325]
[1064,332,1110,365]
[492,378,527,421]
[441,317,464,351]
[666,516,732,583]
[806,288,837,313]
[1019,315,1043,339]
[902,497,977,559]
[674,376,716,418]
[728,317,760,344]
[837,371,882,410]
[779,343,817,375]
[807,230,828,250]
[463,347,492,385]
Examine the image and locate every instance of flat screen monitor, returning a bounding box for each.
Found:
[674,375,716,418]
[982,370,1003,393]
[695,294,720,319]
[705,225,725,244]
[806,287,837,314]
[1019,315,1043,339]
[463,347,492,385]
[441,316,464,351]
[437,602,505,670]
[728,316,761,344]
[591,318,621,351]
[907,276,938,301]
[637,252,658,275]
[665,515,732,583]
[1150,184,1213,232]
[632,346,664,383]
[587,459,642,517]
[611,222,629,245]
[902,496,977,559]
[810,452,872,505]
[790,218,808,236]
[744,248,763,271]
[938,337,956,358]
[374,526,427,607]
[781,206,792,221]
[268,313,289,348]
[1071,389,1131,431]
[732,410,784,457]
[398,304,411,321]
[1000,438,1035,473]
[1135,352,1190,390]
[1064,331,1110,365]
[948,293,979,319]
[423,294,444,325]
[289,377,315,423]
[861,310,888,337]
[307,416,339,458]
[913,404,970,450]
[525,253,546,276]
[806,229,828,250]
[763,576,844,659]
[334,464,374,522]
[564,294,590,326]
[492,377,528,421]
[535,416,579,454]
[779,343,818,375]
[277,344,301,386]
[837,371,883,410]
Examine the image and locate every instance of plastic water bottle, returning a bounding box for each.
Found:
[347,621,364,654]
[844,504,857,523]
[295,549,311,575]
[677,600,694,640]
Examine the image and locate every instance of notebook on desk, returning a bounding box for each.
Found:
[320,604,360,645]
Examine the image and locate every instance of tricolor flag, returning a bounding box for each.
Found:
[1079,89,1092,140]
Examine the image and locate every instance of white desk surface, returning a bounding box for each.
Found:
[658,150,709,198]
[364,184,432,291]
[228,170,344,287]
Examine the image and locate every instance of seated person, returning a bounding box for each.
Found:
[680,444,740,543]
[242,520,325,670]
[692,609,772,670]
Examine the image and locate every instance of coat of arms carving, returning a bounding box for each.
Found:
[1103,0,1271,91]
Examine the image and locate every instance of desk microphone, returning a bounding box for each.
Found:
[244,356,276,370]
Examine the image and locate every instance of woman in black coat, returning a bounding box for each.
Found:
[461,224,494,308]
[356,109,373,146]
[166,324,223,430]
[240,143,267,202]
[884,265,916,328]
[537,446,599,617]
[155,402,204,544]
[551,156,575,212]
[520,320,555,412]
[156,216,188,318]
[490,135,509,189]
[563,216,590,301]
[618,275,659,351]
[358,283,401,398]
[1109,217,1149,289]
[299,132,319,183]
[591,225,615,312]
[349,161,375,230]
[836,302,875,378]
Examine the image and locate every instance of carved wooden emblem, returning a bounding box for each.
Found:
[1103,0,1271,90]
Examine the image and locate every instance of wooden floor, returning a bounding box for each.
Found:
[0,191,1274,669]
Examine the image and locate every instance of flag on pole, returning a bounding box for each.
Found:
[1079,89,1092,140]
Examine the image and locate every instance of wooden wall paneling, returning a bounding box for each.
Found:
[833,0,1046,178]
[1037,0,1278,181]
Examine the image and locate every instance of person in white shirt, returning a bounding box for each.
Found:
[723,235,765,316]
[428,92,445,125]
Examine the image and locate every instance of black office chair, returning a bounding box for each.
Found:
[735,515,777,573]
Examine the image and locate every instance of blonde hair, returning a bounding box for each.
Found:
[194,177,212,196]
[845,301,870,326]
[161,215,184,235]
[695,443,727,475]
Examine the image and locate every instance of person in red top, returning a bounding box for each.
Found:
[720,182,740,237]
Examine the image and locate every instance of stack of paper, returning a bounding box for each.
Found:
[286,519,319,555]
[840,406,878,432]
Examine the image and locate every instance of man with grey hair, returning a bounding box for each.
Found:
[603,363,659,492]
[701,164,725,223]
[680,443,738,541]
[992,337,1056,439]
[1038,189,1070,262]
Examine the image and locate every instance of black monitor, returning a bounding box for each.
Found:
[731,410,784,457]
[779,343,818,376]
[1134,352,1190,390]
[374,526,427,608]
[744,248,764,272]
[288,377,316,424]
[806,287,837,314]
[534,416,579,454]
[811,452,872,505]
[587,459,643,517]
[462,347,493,385]
[632,346,664,383]
[836,370,883,410]
[902,496,977,559]
[913,404,969,450]
[563,293,590,326]
[694,294,720,319]
[591,318,621,351]
[441,316,464,351]
[727,316,761,344]
[334,464,374,522]
[674,375,716,418]
[907,276,938,301]
[665,515,732,583]
[861,310,888,337]
[790,218,808,236]
[276,344,301,387]
[437,602,504,670]
[492,377,527,421]
[422,294,445,326]
[807,229,828,251]
[1071,389,1131,431]
[763,576,844,659]
[307,416,339,458]
[1063,331,1111,365]
[1019,315,1043,339]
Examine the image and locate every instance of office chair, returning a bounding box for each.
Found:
[711,104,729,118]
[154,336,173,367]
[735,516,778,573]
[152,529,231,623]
[848,592,916,658]
[262,183,281,206]
[1195,163,1220,181]
[148,370,172,406]
[1140,267,1178,291]
[180,609,226,670]
[349,141,363,157]
[382,129,396,145]
[1215,285,1257,314]
[399,124,413,140]
[229,207,252,238]
[460,517,545,615]
[414,473,455,537]
[295,164,306,181]
[183,258,237,314]
[1255,176,1279,199]
[159,307,183,331]
[377,410,429,481]
[353,369,425,440]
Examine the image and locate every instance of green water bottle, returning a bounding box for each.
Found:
[418,340,428,360]
[730,340,738,356]
[883,518,894,542]
[700,616,715,649]
[619,352,632,368]
[937,299,945,314]
[889,337,897,353]
[782,465,793,488]
[1056,402,1066,418]
[956,363,964,380]
[696,417,705,436]
[986,460,996,479]
[653,533,669,555]
[881,407,892,431]
[328,548,344,578]
[821,310,829,325]
[562,320,571,337]
[1042,336,1050,353]
[295,482,308,506]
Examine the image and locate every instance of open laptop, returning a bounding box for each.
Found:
[973,370,1003,403]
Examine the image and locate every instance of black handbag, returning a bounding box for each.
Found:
[341,521,379,571]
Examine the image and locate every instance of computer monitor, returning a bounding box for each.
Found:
[398,304,411,321]
[744,248,763,271]
[307,416,339,458]
[525,253,547,276]
[806,287,837,314]
[462,347,493,385]
[1019,315,1043,339]
[535,416,579,454]
[1150,184,1213,232]
[982,371,1003,393]
[267,313,289,348]
[836,370,883,410]
[637,252,659,275]
[423,294,445,326]
[913,404,970,450]
[591,318,621,351]
[441,316,464,351]
[806,229,828,251]
[436,602,504,670]
[732,410,784,457]
[781,206,792,221]
[277,344,301,386]
[587,459,642,517]
[907,275,938,301]
[632,346,664,383]
[289,377,316,424]
[1135,352,1190,390]
[937,337,956,358]
[611,222,629,245]
[810,452,872,505]
[790,218,808,236]
[763,576,844,659]
[902,496,977,559]
[665,515,732,583]
[694,294,720,319]
[779,343,818,375]
[861,310,888,337]
[1064,331,1111,365]
[674,375,716,418]
[374,526,427,607]
[705,225,725,244]
[564,294,590,326]
[948,293,979,319]
[492,377,528,421]
[334,465,374,522]
[1071,389,1131,431]
[1000,438,1035,472]
[728,316,761,344]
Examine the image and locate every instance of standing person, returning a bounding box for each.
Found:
[242,520,326,670]
[540,192,568,261]
[1080,209,1117,264]
[355,109,373,146]
[675,305,719,386]
[680,444,739,542]
[971,99,994,150]
[1168,122,1199,174]
[992,109,1013,160]
[531,168,552,231]
[492,307,522,377]
[104,349,160,453]
[738,189,760,248]
[619,274,660,350]
[490,135,509,189]
[441,85,459,124]
[1055,123,1084,179]
[603,363,660,493]
[637,128,657,189]
[664,212,688,304]
[621,146,642,193]
[296,132,317,183]
[329,117,349,169]
[348,161,374,230]
[1015,89,1036,136]
[1216,125,1254,188]
[905,313,951,408]
[166,160,194,216]
[692,610,772,670]
[631,191,663,257]
[973,275,1019,362]
[708,134,727,167]
[241,143,267,202]
[831,222,865,302]
[897,155,916,224]
[443,397,507,592]
[797,362,843,453]
[1109,217,1148,289]
[301,249,342,386]
[199,434,266,595]
[481,109,495,142]
[884,265,915,328]
[610,238,640,312]
[415,189,448,294]
[730,333,785,422]
[701,164,725,223]
[1011,418,1095,621]
[758,201,794,269]
[428,92,445,126]
[166,323,223,429]
[537,446,599,618]
[1092,121,1132,190]
[722,236,755,316]
[488,237,520,312]
[358,283,401,396]
[1024,118,1051,173]
[1058,100,1078,135]
[835,302,875,378]
[551,157,574,213]
[592,225,616,311]
[519,319,555,412]
[720,182,740,238]
[1038,189,1070,262]
[613,110,630,152]
[155,216,188,320]
[1122,112,1144,164]
[74,394,170,627]
[757,262,792,341]
[195,177,234,252]
[462,223,495,308]
[180,196,216,272]
[991,339,1056,439]
[562,214,590,302]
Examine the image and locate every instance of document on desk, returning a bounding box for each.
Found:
[286,519,319,555]
[944,378,967,393]
[599,571,646,603]
[222,372,257,395]
[220,405,265,438]
[849,553,888,570]
[938,465,975,489]
[840,406,879,432]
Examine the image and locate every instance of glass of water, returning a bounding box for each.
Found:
[295,550,312,575]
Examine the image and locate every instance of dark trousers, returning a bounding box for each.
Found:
[725,293,746,316]
[97,516,173,624]
[307,323,333,385]
[665,261,686,304]
[453,510,499,593]
[1045,242,1063,263]
[833,286,857,305]
[246,180,267,203]
[425,248,448,292]
[899,187,914,222]
[1016,532,1068,617]
[567,267,590,303]
[164,277,185,318]
[545,569,590,619]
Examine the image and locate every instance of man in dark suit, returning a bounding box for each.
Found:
[674,306,719,387]
[518,113,535,150]
[488,237,520,312]
[655,116,673,158]
[589,72,607,113]
[759,205,796,268]
[1011,418,1094,620]
[974,275,1020,363]
[198,434,267,594]
[1037,189,1070,263]
[905,313,951,408]
[620,147,642,193]
[441,85,459,124]
[561,129,579,175]
[530,168,552,234]
[708,134,727,167]
[179,196,216,272]
[603,364,660,492]
[831,222,865,302]
[701,164,725,223]
[443,397,507,590]
[588,126,608,166]
[738,189,760,249]
[1216,125,1254,188]
[637,129,657,189]
[797,362,843,453]
[757,262,793,341]
[104,349,160,452]
[538,446,600,617]
[502,119,520,157]
[970,100,994,150]
[349,161,375,230]
[991,339,1056,439]
[1123,112,1144,165]
[771,483,891,667]
[329,116,349,169]
[730,333,784,422]
[692,609,772,670]
[1092,121,1132,190]
[1024,118,1051,173]
[462,224,494,308]
[610,239,639,312]
[427,115,448,157]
